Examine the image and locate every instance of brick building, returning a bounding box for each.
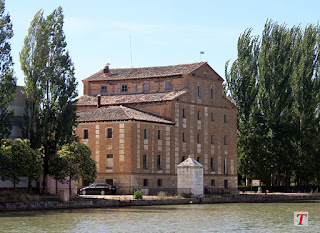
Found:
[76,62,237,194]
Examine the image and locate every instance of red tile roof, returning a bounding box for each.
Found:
[77,89,188,106]
[77,106,174,124]
[83,62,207,81]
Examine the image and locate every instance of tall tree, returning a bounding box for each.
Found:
[291,24,320,185]
[226,20,320,186]
[0,0,16,140]
[20,7,78,193]
[258,21,298,186]
[20,9,48,148]
[225,29,262,182]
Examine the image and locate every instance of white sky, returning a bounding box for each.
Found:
[6,0,320,96]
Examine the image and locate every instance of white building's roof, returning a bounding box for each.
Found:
[177,157,203,167]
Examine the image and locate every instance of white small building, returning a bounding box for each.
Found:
[177,157,204,197]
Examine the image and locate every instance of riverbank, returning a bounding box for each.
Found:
[1,192,320,212]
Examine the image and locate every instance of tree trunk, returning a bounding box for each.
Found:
[42,156,48,194]
[69,176,72,199]
[28,179,32,194]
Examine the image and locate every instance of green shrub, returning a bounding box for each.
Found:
[133,190,143,199]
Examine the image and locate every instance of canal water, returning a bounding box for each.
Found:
[1,202,319,232]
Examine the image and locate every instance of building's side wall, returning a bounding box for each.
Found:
[131,121,176,192]
[76,120,178,194]
[76,121,134,194]
[172,100,237,190]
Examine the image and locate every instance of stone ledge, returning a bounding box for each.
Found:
[1,194,319,212]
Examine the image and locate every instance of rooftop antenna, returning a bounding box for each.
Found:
[200,51,204,61]
[130,35,133,68]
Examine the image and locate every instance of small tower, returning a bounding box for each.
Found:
[177,156,203,197]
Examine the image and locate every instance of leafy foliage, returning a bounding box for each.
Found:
[133,190,143,199]
[50,142,97,196]
[0,0,16,140]
[0,139,42,189]
[225,20,320,186]
[20,7,78,193]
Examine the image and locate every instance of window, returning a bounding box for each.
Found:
[143,179,149,187]
[224,136,228,145]
[182,132,186,143]
[211,179,216,186]
[197,110,201,120]
[182,156,186,162]
[224,180,228,188]
[144,129,148,139]
[182,108,186,118]
[158,130,162,140]
[121,84,128,92]
[106,154,114,169]
[211,86,215,100]
[143,154,148,169]
[143,83,150,93]
[211,135,215,144]
[197,134,201,144]
[165,81,172,90]
[101,85,107,93]
[196,157,201,163]
[106,128,113,138]
[224,114,228,123]
[197,83,201,98]
[210,158,215,171]
[83,129,89,139]
[211,112,215,122]
[224,158,228,175]
[157,179,162,187]
[105,179,113,185]
[157,155,162,170]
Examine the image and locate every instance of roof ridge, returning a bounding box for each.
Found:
[107,62,207,70]
[83,62,208,81]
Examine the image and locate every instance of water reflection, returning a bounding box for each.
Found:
[1,202,319,232]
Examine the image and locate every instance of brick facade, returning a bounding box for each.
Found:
[76,62,237,194]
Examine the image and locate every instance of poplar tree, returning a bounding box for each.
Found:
[225,29,264,181]
[258,21,298,186]
[0,0,16,140]
[20,7,78,193]
[226,20,320,186]
[20,9,47,148]
[291,25,320,185]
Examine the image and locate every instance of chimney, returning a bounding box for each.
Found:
[103,63,110,76]
[97,94,101,108]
